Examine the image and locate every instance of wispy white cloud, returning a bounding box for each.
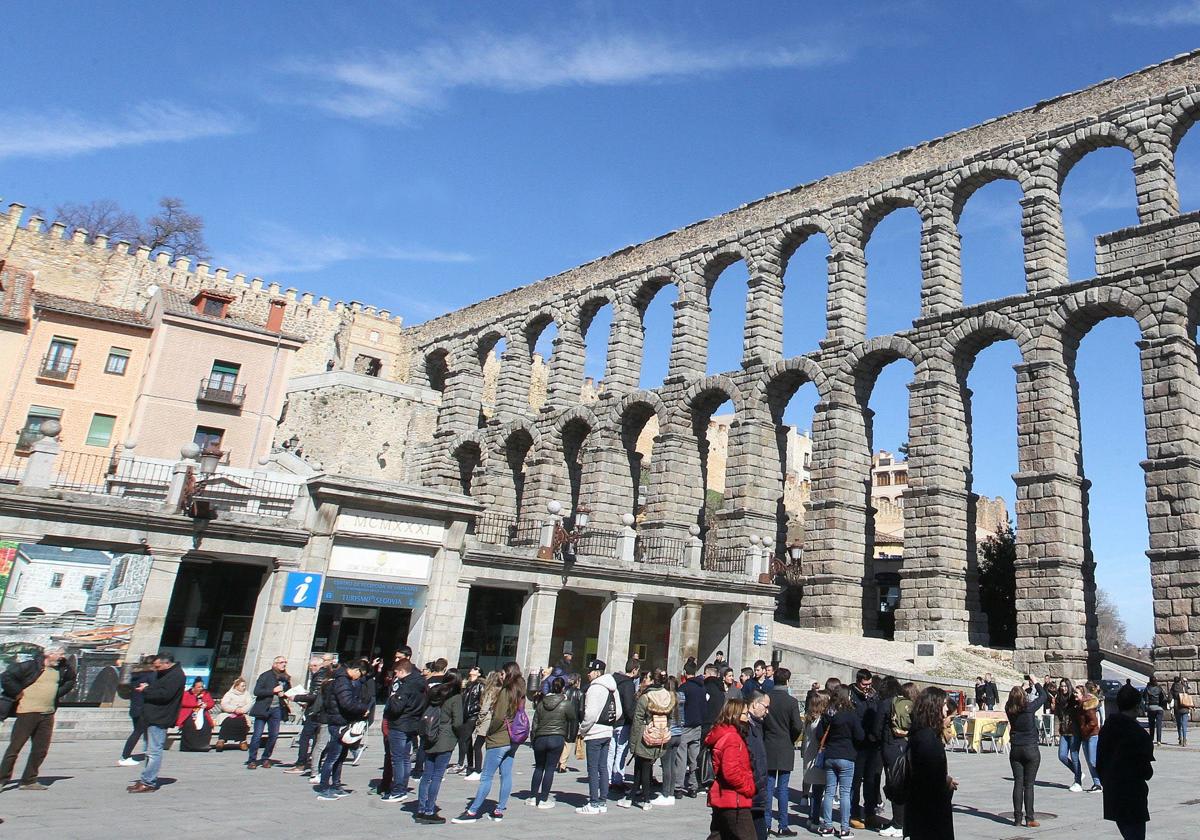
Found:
[1113,1,1200,26]
[280,31,845,120]
[222,221,475,276]
[0,101,245,160]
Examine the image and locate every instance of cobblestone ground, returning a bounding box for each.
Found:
[0,737,1195,838]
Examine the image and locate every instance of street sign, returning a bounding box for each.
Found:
[284,571,322,608]
[753,624,768,646]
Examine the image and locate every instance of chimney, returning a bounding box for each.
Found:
[266,299,287,333]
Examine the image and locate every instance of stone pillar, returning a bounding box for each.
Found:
[518,443,567,532]
[495,342,533,416]
[668,599,703,674]
[604,302,644,391]
[20,433,60,489]
[744,271,783,367]
[411,520,470,662]
[576,426,632,528]
[715,414,781,553]
[665,295,708,383]
[125,549,186,661]
[797,398,870,634]
[1139,334,1200,681]
[516,584,560,672]
[919,207,963,316]
[826,239,867,344]
[640,423,702,539]
[545,328,586,408]
[1020,187,1069,293]
[1133,148,1180,223]
[439,366,485,435]
[1012,359,1091,679]
[242,557,306,678]
[597,592,635,667]
[738,606,774,668]
[893,376,976,643]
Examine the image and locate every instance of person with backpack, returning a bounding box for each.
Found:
[1004,677,1047,828]
[763,667,804,838]
[413,674,462,823]
[576,658,623,815]
[315,658,370,801]
[381,647,427,803]
[622,668,676,811]
[453,661,527,823]
[878,680,917,837]
[528,675,576,808]
[560,672,583,773]
[610,657,640,791]
[1141,676,1167,746]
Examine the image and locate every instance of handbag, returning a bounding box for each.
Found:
[813,721,831,769]
[1180,693,1194,709]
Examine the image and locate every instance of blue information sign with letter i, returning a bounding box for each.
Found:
[753,624,768,646]
[284,571,322,608]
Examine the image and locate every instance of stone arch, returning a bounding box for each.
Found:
[682,374,746,419]
[945,311,1036,374]
[843,334,925,401]
[773,214,838,273]
[422,345,452,392]
[521,309,562,351]
[944,158,1034,223]
[698,244,758,292]
[1042,121,1145,192]
[1163,264,1200,340]
[849,186,932,248]
[575,291,616,337]
[450,435,484,496]
[1037,286,1160,361]
[1159,91,1200,157]
[610,388,670,431]
[761,355,832,413]
[551,404,599,445]
[475,328,507,366]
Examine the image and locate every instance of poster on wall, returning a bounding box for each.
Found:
[0,543,152,705]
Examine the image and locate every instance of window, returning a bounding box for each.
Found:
[105,347,130,375]
[82,576,97,592]
[354,354,382,377]
[193,426,224,450]
[50,573,63,589]
[85,413,116,447]
[202,297,225,317]
[45,337,76,371]
[209,361,240,391]
[110,557,127,589]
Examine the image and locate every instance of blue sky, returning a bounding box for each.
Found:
[5,1,1200,644]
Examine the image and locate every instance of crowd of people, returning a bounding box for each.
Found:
[0,646,1179,839]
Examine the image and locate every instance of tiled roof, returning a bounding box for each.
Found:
[33,291,152,329]
[0,262,34,324]
[159,289,305,342]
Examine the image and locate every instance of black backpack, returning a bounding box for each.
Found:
[883,747,911,804]
[421,704,442,749]
[598,687,618,726]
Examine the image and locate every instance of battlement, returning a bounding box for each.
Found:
[0,202,405,324]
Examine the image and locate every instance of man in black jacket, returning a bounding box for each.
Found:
[747,690,772,840]
[119,655,156,766]
[677,663,707,797]
[284,655,333,774]
[247,655,292,769]
[381,646,426,802]
[610,658,639,790]
[849,668,884,830]
[0,648,76,790]
[127,653,185,793]
[316,659,370,799]
[1096,684,1154,840]
[762,668,804,837]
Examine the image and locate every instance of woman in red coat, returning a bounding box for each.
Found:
[177,678,216,752]
[703,697,758,840]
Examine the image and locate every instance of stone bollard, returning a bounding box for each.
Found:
[166,443,201,510]
[688,524,702,571]
[618,513,637,564]
[20,421,62,489]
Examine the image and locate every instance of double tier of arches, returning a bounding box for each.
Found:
[409,88,1200,680]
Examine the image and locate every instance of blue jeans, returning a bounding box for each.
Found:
[609,724,630,785]
[823,758,854,830]
[586,738,611,807]
[139,725,167,786]
[1058,733,1081,784]
[248,707,282,762]
[766,770,791,831]
[319,725,348,790]
[468,744,517,815]
[1081,733,1099,786]
[386,727,414,795]
[417,750,452,814]
[1177,711,1190,744]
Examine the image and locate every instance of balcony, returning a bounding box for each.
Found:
[197,378,246,407]
[37,356,79,385]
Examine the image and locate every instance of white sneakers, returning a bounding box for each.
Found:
[1069,782,1084,792]
[463,772,481,781]
[650,794,675,806]
[575,804,604,815]
[536,799,555,810]
[879,827,904,837]
[117,757,139,767]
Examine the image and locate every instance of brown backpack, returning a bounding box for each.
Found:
[641,689,673,747]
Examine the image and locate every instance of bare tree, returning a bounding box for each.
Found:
[1095,588,1131,652]
[48,196,209,261]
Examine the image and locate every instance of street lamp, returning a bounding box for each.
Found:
[180,441,226,519]
[549,501,590,583]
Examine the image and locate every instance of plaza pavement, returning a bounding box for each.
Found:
[0,736,1195,838]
